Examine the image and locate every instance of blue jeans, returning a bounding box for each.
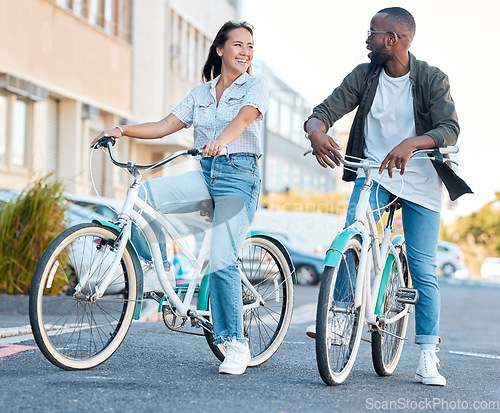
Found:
[132,154,261,345]
[345,178,441,345]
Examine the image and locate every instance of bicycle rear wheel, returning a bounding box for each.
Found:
[29,223,137,370]
[204,235,294,366]
[371,244,411,376]
[316,235,365,385]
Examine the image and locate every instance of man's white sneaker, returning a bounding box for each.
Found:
[415,349,447,386]
[306,324,316,338]
[219,340,251,375]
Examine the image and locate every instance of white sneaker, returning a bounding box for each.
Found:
[306,324,316,338]
[143,263,172,292]
[219,340,251,375]
[415,349,447,386]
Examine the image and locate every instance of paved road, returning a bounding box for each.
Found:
[0,280,499,412]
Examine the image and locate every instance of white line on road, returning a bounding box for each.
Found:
[449,350,500,360]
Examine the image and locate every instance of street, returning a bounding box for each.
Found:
[0,280,499,412]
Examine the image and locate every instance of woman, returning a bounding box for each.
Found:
[91,21,268,375]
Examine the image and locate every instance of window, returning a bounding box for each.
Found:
[51,0,131,42]
[0,93,31,169]
[12,100,28,167]
[170,12,211,81]
[267,98,280,133]
[281,104,291,139]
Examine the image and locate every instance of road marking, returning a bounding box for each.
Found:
[0,344,38,358]
[291,303,316,325]
[449,350,500,360]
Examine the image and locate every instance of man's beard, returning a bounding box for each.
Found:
[370,46,391,66]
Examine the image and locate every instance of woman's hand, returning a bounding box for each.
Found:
[202,140,227,157]
[90,127,123,148]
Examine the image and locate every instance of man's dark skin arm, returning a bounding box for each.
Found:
[379,135,436,177]
[305,118,343,168]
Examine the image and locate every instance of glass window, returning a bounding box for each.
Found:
[281,105,291,138]
[104,0,114,34]
[0,95,7,165]
[12,99,28,167]
[267,98,280,133]
[89,0,100,26]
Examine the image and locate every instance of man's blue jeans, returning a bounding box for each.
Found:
[345,178,441,345]
[132,154,260,345]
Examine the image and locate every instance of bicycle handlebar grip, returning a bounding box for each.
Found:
[187,148,202,156]
[95,136,116,149]
[438,146,459,154]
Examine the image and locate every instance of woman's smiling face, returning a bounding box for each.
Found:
[217,27,254,76]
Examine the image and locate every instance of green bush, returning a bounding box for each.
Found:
[0,177,67,294]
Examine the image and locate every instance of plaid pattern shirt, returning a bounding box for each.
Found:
[172,72,269,156]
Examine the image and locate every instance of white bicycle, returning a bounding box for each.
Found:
[29,137,295,370]
[313,146,459,385]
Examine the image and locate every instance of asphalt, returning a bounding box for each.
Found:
[1,276,499,339]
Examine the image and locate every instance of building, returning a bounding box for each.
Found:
[0,0,239,198]
[253,60,339,195]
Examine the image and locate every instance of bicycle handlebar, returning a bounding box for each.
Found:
[304,146,459,170]
[93,136,202,171]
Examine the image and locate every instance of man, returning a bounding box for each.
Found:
[304,7,471,386]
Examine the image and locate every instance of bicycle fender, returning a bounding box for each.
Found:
[92,219,144,320]
[246,231,296,284]
[324,228,362,268]
[374,235,405,316]
[196,267,211,311]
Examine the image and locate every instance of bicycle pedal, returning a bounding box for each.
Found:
[396,287,419,304]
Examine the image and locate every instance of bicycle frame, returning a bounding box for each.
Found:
[81,143,266,324]
[329,161,410,331]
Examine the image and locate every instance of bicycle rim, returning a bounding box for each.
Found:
[316,236,365,385]
[371,245,410,376]
[29,223,137,370]
[204,235,294,366]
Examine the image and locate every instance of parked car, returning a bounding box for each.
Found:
[480,257,500,279]
[435,240,469,279]
[251,228,325,285]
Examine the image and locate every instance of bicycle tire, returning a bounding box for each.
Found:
[371,244,411,376]
[29,223,137,370]
[316,235,365,385]
[204,235,294,366]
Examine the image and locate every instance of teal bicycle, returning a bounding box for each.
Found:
[29,137,295,370]
[313,146,458,385]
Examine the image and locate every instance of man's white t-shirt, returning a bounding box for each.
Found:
[358,68,442,212]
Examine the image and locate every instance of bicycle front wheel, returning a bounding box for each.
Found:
[371,244,411,376]
[204,235,294,366]
[29,223,138,370]
[316,235,365,385]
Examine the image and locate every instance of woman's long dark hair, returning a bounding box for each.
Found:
[202,21,253,83]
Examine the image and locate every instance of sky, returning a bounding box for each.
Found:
[241,0,500,216]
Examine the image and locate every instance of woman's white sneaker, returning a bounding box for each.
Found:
[219,340,251,375]
[415,349,447,386]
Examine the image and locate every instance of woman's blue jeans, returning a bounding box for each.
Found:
[131,154,260,345]
[345,178,441,345]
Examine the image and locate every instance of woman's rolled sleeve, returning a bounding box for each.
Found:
[242,78,269,116]
[171,91,195,128]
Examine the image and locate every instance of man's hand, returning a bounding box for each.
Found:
[308,130,343,169]
[379,136,435,177]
